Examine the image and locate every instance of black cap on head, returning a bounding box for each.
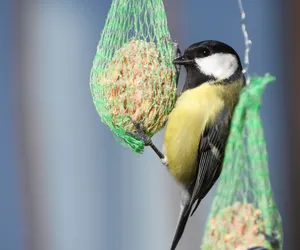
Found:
[173,40,244,92]
[173,40,242,69]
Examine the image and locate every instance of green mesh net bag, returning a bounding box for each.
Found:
[90,0,177,153]
[202,74,283,250]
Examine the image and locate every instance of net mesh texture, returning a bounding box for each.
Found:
[202,74,283,250]
[90,0,177,153]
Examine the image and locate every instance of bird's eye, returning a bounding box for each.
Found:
[199,49,210,57]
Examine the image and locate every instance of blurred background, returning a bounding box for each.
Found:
[2,0,299,249]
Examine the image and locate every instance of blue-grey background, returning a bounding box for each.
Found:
[2,0,297,250]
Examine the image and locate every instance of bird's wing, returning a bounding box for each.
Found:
[169,107,232,250]
[169,108,231,250]
[187,106,231,216]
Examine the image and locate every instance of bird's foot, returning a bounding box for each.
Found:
[127,118,166,161]
[257,230,279,250]
[127,118,153,147]
[263,231,279,249]
[237,230,279,250]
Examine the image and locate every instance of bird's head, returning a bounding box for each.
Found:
[173,40,243,89]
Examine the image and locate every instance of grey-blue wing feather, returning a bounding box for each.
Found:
[187,106,231,216]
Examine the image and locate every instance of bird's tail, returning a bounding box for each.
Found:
[170,204,192,250]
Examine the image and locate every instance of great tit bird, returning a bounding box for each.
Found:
[130,40,246,249]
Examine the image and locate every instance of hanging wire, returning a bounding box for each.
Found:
[238,0,252,86]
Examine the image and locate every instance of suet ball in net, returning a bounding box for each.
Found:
[90,0,177,153]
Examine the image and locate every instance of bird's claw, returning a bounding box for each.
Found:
[127,118,153,146]
[244,230,279,250]
[257,230,279,250]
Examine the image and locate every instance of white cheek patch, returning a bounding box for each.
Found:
[195,53,238,80]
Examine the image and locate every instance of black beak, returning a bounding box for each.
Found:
[173,55,194,65]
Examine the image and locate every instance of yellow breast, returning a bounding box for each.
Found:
[163,83,225,185]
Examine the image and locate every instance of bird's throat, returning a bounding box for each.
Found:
[181,66,213,92]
